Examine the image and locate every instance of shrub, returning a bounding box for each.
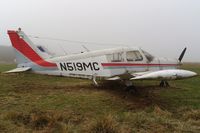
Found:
[88,114,119,133]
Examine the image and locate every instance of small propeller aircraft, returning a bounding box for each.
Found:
[6,28,197,88]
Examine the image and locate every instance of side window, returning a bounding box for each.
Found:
[142,50,154,62]
[106,52,123,62]
[126,51,143,62]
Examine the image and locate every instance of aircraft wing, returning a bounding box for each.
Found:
[105,71,152,81]
[106,69,197,81]
[130,69,197,80]
[131,71,153,77]
[4,67,31,73]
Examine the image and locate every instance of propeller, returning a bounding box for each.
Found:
[178,47,187,62]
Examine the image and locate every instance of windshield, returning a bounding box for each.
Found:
[142,50,154,62]
[126,51,143,61]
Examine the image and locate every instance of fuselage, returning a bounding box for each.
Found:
[25,47,179,79]
[7,29,197,82]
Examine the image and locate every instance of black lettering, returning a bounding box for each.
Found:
[76,62,83,71]
[89,63,93,71]
[60,63,67,71]
[83,62,92,71]
[93,62,100,71]
[60,62,100,72]
[66,62,73,71]
[73,62,77,71]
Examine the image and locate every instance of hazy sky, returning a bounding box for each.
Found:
[0,0,200,62]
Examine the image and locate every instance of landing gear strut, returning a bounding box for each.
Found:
[159,80,169,87]
[92,75,99,87]
[124,80,138,93]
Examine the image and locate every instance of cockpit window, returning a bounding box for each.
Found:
[126,51,143,61]
[107,52,123,62]
[142,50,154,62]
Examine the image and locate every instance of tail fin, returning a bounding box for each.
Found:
[7,28,56,68]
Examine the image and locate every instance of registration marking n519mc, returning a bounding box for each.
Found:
[59,62,100,71]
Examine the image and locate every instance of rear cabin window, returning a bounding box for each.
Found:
[107,52,123,62]
[126,51,143,61]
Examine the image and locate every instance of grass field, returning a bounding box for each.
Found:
[0,63,199,133]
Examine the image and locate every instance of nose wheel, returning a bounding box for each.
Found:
[159,80,169,87]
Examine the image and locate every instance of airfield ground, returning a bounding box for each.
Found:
[0,63,199,133]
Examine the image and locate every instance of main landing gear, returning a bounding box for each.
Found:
[92,75,99,87]
[159,80,169,87]
[124,80,138,93]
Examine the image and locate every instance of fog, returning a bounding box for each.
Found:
[0,0,199,62]
[0,46,15,63]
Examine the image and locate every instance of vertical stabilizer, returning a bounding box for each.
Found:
[7,28,56,68]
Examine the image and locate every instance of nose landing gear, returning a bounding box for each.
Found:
[159,80,169,87]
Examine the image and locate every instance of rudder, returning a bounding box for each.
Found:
[7,28,56,68]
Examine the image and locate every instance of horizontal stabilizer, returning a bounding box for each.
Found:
[4,67,31,73]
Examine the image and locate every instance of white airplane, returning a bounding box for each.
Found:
[6,28,197,88]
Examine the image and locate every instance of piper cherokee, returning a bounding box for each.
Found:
[6,28,197,88]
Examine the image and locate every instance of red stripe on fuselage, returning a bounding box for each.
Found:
[8,30,56,67]
[101,63,178,67]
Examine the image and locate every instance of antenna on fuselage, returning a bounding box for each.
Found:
[82,45,90,52]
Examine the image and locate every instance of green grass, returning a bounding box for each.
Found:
[0,63,200,133]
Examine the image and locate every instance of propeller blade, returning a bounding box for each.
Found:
[178,47,187,62]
